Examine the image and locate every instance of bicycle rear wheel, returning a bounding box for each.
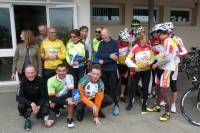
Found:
[180,87,200,126]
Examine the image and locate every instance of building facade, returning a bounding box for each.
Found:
[0,0,200,86]
[0,0,90,85]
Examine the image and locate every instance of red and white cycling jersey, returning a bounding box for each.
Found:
[126,43,154,71]
[160,35,178,71]
[172,35,188,64]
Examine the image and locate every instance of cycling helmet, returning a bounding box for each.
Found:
[153,23,168,32]
[131,19,141,27]
[164,22,174,32]
[119,28,130,42]
[135,26,145,35]
[151,24,159,33]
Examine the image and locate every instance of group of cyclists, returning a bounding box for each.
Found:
[14,19,188,131]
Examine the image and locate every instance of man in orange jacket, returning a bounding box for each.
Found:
[76,64,113,126]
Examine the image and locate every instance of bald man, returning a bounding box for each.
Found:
[36,24,47,45]
[96,28,120,116]
[40,27,66,81]
[16,65,48,131]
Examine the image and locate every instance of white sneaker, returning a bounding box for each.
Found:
[67,118,74,128]
[171,103,176,113]
[160,100,166,107]
[56,111,60,118]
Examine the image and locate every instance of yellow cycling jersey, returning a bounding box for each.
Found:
[40,38,66,69]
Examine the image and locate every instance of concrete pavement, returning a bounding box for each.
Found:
[0,73,199,133]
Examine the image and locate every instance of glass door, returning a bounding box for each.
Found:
[0,4,17,85]
[46,5,77,42]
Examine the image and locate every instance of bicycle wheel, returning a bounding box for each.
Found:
[180,87,200,126]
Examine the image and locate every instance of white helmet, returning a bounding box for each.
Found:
[152,23,168,32]
[151,24,160,33]
[119,28,130,42]
[135,26,145,34]
[164,22,174,32]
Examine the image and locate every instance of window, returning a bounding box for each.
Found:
[170,8,191,23]
[91,5,122,23]
[133,7,158,23]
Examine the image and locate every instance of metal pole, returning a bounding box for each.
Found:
[148,0,154,38]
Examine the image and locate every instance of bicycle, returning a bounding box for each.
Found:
[179,47,200,72]
[180,67,200,126]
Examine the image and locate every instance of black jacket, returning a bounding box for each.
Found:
[16,76,48,106]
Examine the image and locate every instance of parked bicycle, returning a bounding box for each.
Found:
[180,66,200,126]
[179,47,200,72]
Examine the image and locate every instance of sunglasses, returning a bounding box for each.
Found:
[95,31,101,34]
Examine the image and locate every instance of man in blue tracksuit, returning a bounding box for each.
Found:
[96,27,120,116]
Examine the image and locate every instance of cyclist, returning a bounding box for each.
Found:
[16,65,48,131]
[96,27,120,116]
[125,26,154,114]
[117,28,130,101]
[92,26,104,64]
[76,64,113,126]
[129,19,141,46]
[147,24,178,122]
[66,29,86,89]
[149,24,162,98]
[45,64,75,128]
[40,27,66,82]
[164,22,188,112]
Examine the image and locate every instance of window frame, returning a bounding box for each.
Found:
[132,6,159,24]
[169,8,192,24]
[91,4,123,25]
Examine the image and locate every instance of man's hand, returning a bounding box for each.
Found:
[11,73,16,80]
[92,106,98,115]
[93,117,101,127]
[73,61,79,65]
[67,98,75,105]
[152,64,157,69]
[99,60,104,65]
[110,53,118,61]
[44,54,49,59]
[49,102,56,109]
[48,54,57,60]
[31,102,39,114]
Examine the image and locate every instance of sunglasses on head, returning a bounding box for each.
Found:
[95,31,101,34]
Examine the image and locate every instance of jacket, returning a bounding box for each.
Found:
[12,43,42,75]
[16,76,47,106]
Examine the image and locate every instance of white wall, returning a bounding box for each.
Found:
[74,0,91,44]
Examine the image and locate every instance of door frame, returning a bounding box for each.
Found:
[0,2,77,86]
[0,4,18,85]
[46,5,78,29]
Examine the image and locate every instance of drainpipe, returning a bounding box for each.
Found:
[148,0,154,38]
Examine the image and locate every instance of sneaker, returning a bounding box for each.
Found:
[147,106,161,112]
[148,93,155,99]
[160,100,166,107]
[55,110,60,118]
[141,104,147,114]
[24,118,31,131]
[67,118,74,128]
[171,103,176,113]
[159,112,170,122]
[112,105,120,116]
[99,110,106,118]
[126,103,133,111]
